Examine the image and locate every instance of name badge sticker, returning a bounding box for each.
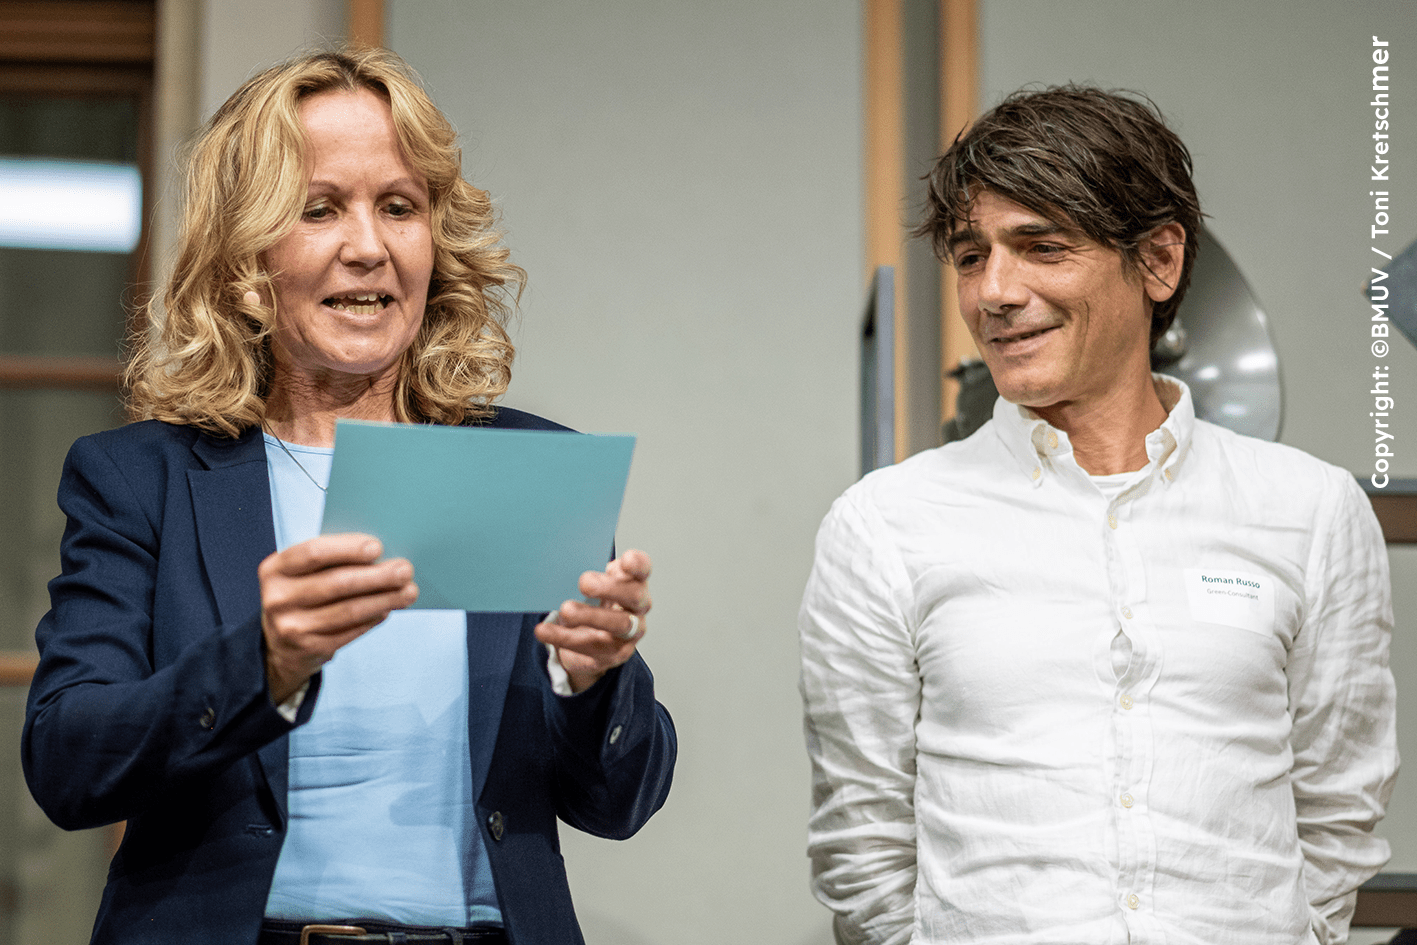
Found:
[1184,568,1275,636]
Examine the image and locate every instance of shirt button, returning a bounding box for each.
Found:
[1119,694,1134,710]
[1126,893,1140,910]
[1120,792,1134,808]
[609,724,622,745]
[199,707,216,730]
[1108,514,1118,529]
[1031,467,1041,481]
[1121,607,1133,619]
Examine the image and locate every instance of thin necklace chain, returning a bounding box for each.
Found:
[262,421,328,493]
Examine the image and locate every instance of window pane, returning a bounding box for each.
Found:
[0,96,141,358]
[0,159,143,253]
[0,389,124,650]
[0,247,133,357]
[0,98,139,162]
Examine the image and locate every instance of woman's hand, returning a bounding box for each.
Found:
[259,533,418,704]
[536,549,653,694]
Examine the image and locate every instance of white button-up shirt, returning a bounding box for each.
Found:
[799,378,1397,945]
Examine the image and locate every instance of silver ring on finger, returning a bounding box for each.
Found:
[617,612,643,642]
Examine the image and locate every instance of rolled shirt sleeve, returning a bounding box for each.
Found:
[1288,470,1399,944]
[800,491,920,945]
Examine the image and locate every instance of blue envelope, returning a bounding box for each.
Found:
[320,419,636,612]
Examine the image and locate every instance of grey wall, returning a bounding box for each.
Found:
[198,0,346,120]
[389,3,860,943]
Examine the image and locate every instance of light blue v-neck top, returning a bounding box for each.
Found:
[260,434,500,925]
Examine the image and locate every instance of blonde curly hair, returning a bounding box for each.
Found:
[127,47,521,436]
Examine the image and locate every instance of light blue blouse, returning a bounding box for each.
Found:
[260,434,500,925]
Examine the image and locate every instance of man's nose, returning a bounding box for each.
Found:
[976,250,1026,314]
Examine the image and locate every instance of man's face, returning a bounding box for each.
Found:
[949,190,1180,417]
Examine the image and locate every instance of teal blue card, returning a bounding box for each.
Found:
[320,420,635,612]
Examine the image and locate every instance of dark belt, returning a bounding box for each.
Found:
[258,920,508,945]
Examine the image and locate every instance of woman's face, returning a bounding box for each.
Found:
[264,87,434,393]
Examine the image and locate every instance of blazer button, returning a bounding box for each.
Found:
[199,707,216,730]
[608,724,622,745]
[487,811,504,841]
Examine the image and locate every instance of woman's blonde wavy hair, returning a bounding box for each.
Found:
[127,47,522,436]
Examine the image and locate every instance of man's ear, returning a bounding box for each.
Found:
[1139,222,1186,304]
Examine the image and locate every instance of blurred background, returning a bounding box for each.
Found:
[0,1,1413,942]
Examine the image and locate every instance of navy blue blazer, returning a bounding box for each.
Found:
[22,409,675,945]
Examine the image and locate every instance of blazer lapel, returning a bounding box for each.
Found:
[187,429,292,820]
[189,429,274,628]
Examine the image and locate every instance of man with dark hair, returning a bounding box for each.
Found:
[800,86,1396,945]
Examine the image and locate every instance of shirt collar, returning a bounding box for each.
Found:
[990,374,1195,488]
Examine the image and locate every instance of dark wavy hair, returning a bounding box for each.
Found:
[917,85,1202,347]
